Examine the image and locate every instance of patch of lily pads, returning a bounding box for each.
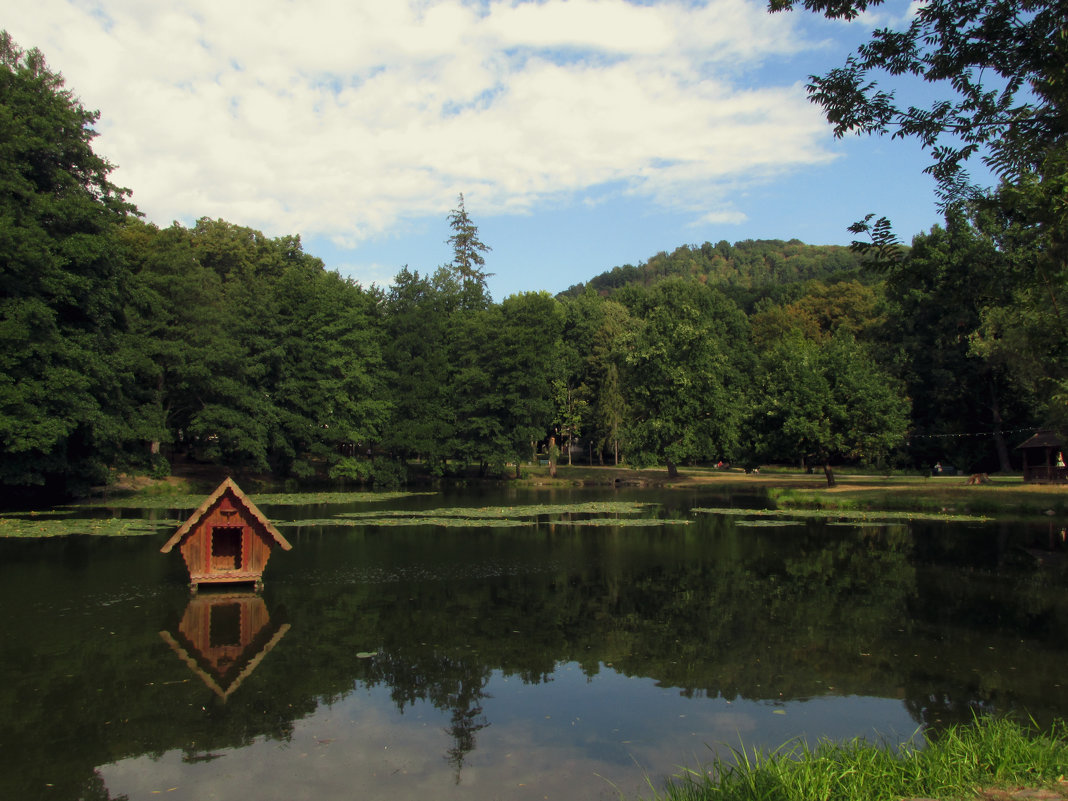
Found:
[0,500,685,538]
[339,501,656,520]
[276,501,686,529]
[734,519,805,527]
[691,507,990,523]
[0,516,177,538]
[281,516,690,528]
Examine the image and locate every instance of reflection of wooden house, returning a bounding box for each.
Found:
[1017,431,1067,484]
[161,478,292,590]
[160,592,290,701]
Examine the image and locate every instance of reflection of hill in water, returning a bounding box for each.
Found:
[5,515,1068,799]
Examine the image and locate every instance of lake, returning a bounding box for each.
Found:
[2,485,1067,801]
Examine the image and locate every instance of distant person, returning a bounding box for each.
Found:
[934,462,942,475]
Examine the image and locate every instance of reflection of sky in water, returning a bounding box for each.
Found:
[99,664,919,801]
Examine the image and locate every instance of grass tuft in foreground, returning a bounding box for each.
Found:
[643,717,1068,801]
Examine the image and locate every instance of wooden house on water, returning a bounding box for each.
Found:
[1016,430,1067,484]
[161,477,292,590]
[159,592,290,701]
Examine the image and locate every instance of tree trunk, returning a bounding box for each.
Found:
[666,458,679,479]
[823,461,836,488]
[988,381,1013,473]
[548,436,557,478]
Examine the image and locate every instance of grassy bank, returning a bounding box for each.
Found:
[12,463,1058,524]
[525,466,1068,518]
[642,717,1068,801]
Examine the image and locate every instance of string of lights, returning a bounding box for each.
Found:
[906,427,1044,440]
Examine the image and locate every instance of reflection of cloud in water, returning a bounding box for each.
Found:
[98,669,918,801]
[99,701,653,800]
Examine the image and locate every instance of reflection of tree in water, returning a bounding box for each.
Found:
[891,520,1068,732]
[365,649,493,782]
[442,670,491,783]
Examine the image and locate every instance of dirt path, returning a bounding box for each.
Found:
[907,783,1068,800]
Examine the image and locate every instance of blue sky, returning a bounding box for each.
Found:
[11,0,962,300]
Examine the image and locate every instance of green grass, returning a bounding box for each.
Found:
[642,717,1068,801]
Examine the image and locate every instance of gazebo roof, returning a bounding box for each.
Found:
[1016,430,1064,450]
[161,477,292,553]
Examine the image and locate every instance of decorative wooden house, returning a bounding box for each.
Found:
[159,592,290,701]
[1016,430,1067,484]
[161,477,292,590]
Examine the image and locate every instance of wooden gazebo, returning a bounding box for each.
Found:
[1016,431,1067,484]
[161,478,292,590]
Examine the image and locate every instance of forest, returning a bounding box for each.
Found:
[1,0,1065,498]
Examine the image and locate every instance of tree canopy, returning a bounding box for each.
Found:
[0,33,136,491]
[769,0,1066,206]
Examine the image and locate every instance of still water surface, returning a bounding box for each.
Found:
[2,486,1067,801]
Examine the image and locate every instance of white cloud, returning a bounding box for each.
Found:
[6,0,836,244]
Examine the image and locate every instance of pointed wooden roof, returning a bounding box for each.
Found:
[1016,430,1064,450]
[161,477,292,553]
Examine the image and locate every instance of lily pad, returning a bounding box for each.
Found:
[0,516,177,538]
[691,507,988,523]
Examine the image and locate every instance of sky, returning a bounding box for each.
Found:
[9,0,955,299]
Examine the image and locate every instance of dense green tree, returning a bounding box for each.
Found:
[451,292,563,476]
[450,306,508,475]
[381,266,460,469]
[766,0,1067,462]
[265,264,389,476]
[178,220,294,471]
[118,216,390,478]
[750,279,886,349]
[750,332,910,485]
[117,219,226,469]
[446,193,492,309]
[558,291,634,465]
[621,280,751,477]
[769,0,1066,209]
[588,300,632,465]
[495,292,565,476]
[968,176,1068,433]
[0,32,137,491]
[884,210,1035,472]
[555,290,608,465]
